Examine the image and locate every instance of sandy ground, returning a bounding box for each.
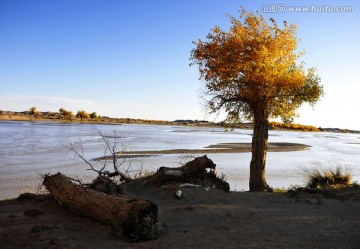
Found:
[1,184,359,249]
[94,142,310,159]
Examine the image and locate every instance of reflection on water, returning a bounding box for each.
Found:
[1,120,360,199]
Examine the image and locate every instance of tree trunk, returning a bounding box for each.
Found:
[43,173,158,241]
[249,102,270,192]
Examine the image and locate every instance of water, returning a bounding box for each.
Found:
[1,120,359,199]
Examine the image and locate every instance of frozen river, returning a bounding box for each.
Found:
[1,120,359,199]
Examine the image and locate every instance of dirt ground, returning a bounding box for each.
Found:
[1,184,359,249]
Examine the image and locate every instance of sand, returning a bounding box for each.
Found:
[94,142,310,159]
[1,184,359,249]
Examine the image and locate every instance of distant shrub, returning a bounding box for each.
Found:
[29,106,40,118]
[90,112,98,119]
[76,111,90,121]
[303,166,352,188]
[59,108,73,120]
[270,121,319,132]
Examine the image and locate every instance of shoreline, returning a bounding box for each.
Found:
[0,112,220,128]
[1,111,359,133]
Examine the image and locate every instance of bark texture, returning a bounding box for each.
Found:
[150,155,229,192]
[249,103,270,192]
[43,173,158,241]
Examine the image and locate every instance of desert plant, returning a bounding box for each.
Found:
[269,121,319,132]
[76,110,90,121]
[190,7,324,191]
[59,108,73,120]
[29,106,40,118]
[90,112,97,119]
[303,166,352,188]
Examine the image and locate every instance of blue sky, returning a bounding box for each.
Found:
[1,0,359,129]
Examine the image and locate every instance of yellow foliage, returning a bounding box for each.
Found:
[190,7,324,123]
[29,106,40,118]
[59,108,73,120]
[269,121,319,132]
[190,7,324,191]
[76,111,90,121]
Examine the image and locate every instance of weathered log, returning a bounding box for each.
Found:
[181,155,216,177]
[89,175,124,195]
[43,173,158,241]
[151,155,215,184]
[150,155,230,192]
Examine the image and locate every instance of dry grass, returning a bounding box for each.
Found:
[270,121,319,131]
[303,166,352,188]
[284,167,360,202]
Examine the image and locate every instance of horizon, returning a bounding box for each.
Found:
[1,0,360,130]
[2,108,358,131]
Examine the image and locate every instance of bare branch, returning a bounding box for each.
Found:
[64,141,102,175]
[64,128,144,183]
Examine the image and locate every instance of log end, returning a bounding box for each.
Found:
[122,200,159,241]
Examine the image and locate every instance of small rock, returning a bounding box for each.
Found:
[175,189,183,199]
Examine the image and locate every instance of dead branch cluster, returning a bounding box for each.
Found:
[43,129,230,242]
[65,128,140,182]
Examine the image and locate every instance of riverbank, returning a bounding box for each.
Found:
[0,111,219,127]
[1,110,359,133]
[1,185,359,248]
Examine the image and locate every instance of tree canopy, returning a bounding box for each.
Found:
[190,8,324,191]
[190,8,323,124]
[76,111,90,121]
[29,106,40,118]
[59,108,73,120]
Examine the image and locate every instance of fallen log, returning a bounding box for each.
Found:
[150,155,230,192]
[181,155,216,177]
[151,155,215,184]
[43,173,158,241]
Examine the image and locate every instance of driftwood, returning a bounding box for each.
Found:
[43,173,158,241]
[89,175,124,195]
[151,155,230,192]
[151,155,215,184]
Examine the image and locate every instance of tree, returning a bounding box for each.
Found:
[76,110,90,121]
[90,112,97,119]
[190,8,324,191]
[29,106,40,118]
[59,108,73,120]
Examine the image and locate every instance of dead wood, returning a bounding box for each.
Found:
[43,173,158,241]
[181,155,216,177]
[89,176,124,195]
[150,155,229,192]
